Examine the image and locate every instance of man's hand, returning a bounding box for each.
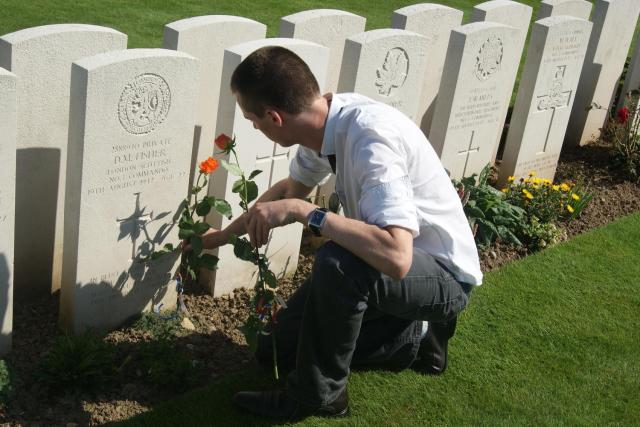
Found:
[182,228,228,252]
[245,199,310,248]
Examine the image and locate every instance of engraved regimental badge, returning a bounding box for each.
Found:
[375,47,409,96]
[118,74,171,135]
[474,35,503,82]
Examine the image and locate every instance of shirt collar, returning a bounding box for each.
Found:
[320,93,345,156]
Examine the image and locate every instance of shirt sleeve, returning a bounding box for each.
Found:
[354,132,420,237]
[289,146,333,188]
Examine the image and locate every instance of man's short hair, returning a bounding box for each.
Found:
[230,46,320,117]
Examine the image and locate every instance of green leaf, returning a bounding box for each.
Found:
[195,199,212,217]
[186,265,196,280]
[233,237,257,262]
[221,159,243,176]
[465,206,485,219]
[248,169,262,180]
[199,254,219,270]
[179,214,194,227]
[214,199,233,219]
[232,178,245,195]
[178,228,195,240]
[190,236,203,256]
[245,180,258,204]
[163,243,174,251]
[193,222,210,235]
[263,269,277,288]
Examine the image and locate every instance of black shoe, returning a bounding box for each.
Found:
[415,317,458,375]
[233,388,349,421]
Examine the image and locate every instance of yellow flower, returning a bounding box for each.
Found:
[571,193,580,201]
[544,179,552,185]
[501,188,509,193]
[567,205,575,213]
[552,185,560,191]
[522,189,534,199]
[508,176,515,182]
[528,170,536,177]
[560,183,570,192]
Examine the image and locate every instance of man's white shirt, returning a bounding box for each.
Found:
[290,93,483,286]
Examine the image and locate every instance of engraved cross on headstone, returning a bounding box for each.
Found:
[535,65,572,154]
[458,130,479,178]
[256,146,289,189]
[117,192,152,260]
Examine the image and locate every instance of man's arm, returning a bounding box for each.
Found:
[198,177,314,249]
[247,197,414,281]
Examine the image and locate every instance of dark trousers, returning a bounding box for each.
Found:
[256,241,472,406]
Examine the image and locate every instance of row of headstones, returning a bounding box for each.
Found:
[1,0,640,355]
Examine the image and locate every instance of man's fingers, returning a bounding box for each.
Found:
[246,214,258,248]
[260,222,269,248]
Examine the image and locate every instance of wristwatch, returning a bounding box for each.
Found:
[308,207,329,236]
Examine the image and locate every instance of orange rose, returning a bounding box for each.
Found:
[214,133,232,150]
[199,157,219,174]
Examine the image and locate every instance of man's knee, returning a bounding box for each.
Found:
[313,241,377,312]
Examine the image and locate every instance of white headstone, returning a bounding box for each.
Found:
[279,9,365,93]
[60,49,199,333]
[204,39,329,297]
[429,22,522,179]
[566,0,640,147]
[537,0,592,20]
[471,0,532,57]
[163,15,266,189]
[0,24,127,301]
[0,68,16,356]
[338,29,429,122]
[498,16,592,188]
[471,0,533,160]
[391,3,463,134]
[617,32,640,111]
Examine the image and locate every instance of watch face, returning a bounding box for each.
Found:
[310,209,325,228]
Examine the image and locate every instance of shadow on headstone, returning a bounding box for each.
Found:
[568,62,603,147]
[0,254,10,355]
[14,148,60,302]
[63,196,180,334]
[188,125,202,192]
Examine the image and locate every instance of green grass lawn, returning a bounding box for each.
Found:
[115,212,640,426]
[0,0,542,48]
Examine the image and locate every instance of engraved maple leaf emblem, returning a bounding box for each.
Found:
[375,48,409,97]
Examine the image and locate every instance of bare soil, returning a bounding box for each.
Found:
[1,139,639,426]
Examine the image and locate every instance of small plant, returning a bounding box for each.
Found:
[131,311,185,340]
[215,134,284,380]
[520,217,567,252]
[502,172,592,223]
[39,332,117,393]
[0,359,13,400]
[453,164,527,249]
[146,134,284,380]
[608,89,640,182]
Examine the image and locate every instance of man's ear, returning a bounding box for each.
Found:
[265,108,284,127]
